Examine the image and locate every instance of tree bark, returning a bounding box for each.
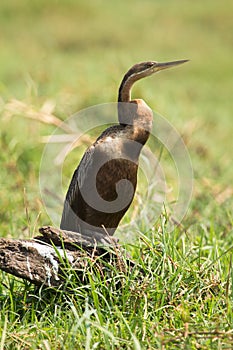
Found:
[0,226,133,287]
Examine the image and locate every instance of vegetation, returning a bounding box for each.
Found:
[0,0,232,348]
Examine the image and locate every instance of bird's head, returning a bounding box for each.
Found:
[118,59,189,103]
[127,60,189,80]
[118,59,189,142]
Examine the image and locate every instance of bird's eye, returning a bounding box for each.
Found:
[146,62,154,68]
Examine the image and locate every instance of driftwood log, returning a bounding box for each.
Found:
[0,226,133,287]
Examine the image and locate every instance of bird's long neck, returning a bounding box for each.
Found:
[117,68,153,146]
[118,72,139,103]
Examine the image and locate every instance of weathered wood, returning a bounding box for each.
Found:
[0,226,133,287]
[36,225,118,248]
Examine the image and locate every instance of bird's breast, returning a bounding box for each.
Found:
[83,135,138,202]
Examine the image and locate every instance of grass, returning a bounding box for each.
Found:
[0,0,233,348]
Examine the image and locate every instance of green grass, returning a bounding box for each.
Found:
[0,0,233,348]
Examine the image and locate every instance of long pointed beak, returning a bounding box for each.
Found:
[155,59,189,72]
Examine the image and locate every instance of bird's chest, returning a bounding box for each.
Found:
[98,134,142,161]
[93,137,139,201]
[96,158,138,202]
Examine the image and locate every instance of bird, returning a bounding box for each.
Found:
[60,59,188,236]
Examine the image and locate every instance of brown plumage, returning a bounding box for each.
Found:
[60,59,188,236]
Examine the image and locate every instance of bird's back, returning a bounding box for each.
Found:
[60,125,141,236]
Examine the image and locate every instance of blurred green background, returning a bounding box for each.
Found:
[0,0,232,236]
